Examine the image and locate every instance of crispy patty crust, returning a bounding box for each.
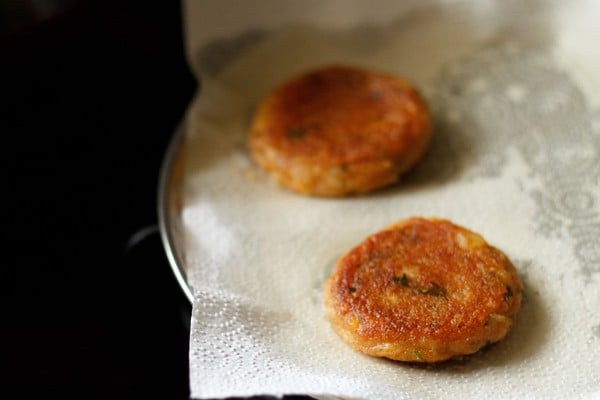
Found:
[249,65,432,196]
[324,217,523,362]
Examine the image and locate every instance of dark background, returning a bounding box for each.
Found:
[3,0,195,398]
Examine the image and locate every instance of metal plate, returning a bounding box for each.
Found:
[158,122,193,303]
[159,2,600,397]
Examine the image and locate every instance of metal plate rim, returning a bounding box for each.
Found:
[157,121,194,304]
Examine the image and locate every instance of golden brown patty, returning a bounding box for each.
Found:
[324,217,522,362]
[249,65,432,196]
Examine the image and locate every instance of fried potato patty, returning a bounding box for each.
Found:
[249,65,432,196]
[324,217,523,362]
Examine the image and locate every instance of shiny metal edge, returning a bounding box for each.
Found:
[158,121,194,303]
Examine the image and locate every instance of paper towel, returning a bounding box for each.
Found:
[180,1,600,398]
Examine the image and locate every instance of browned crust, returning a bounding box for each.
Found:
[249,65,432,196]
[324,217,523,362]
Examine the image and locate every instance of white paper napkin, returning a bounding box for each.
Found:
[181,1,600,398]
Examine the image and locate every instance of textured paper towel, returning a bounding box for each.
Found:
[181,1,600,398]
